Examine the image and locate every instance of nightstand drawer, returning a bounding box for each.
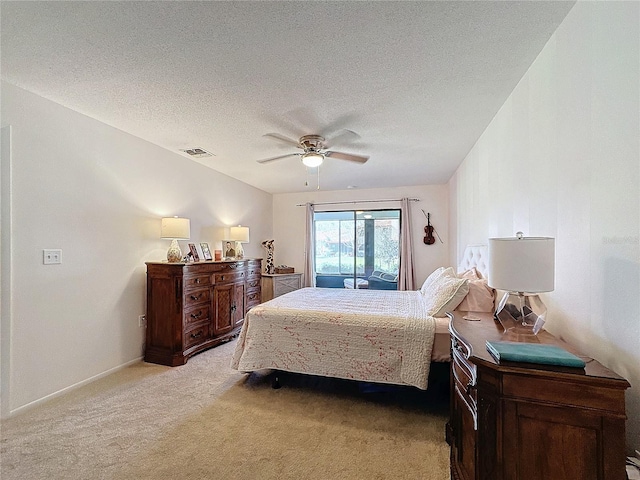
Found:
[274,277,301,296]
[451,334,471,359]
[452,348,477,410]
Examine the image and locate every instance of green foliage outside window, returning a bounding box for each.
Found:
[314,210,400,276]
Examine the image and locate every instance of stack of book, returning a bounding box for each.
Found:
[486,340,586,368]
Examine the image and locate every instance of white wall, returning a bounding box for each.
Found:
[0,82,273,415]
[273,185,450,286]
[449,2,639,453]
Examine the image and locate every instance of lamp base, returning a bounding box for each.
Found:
[495,292,546,336]
[167,239,183,263]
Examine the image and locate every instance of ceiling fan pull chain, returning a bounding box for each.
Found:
[317,165,320,190]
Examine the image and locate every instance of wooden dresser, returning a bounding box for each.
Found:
[145,259,261,366]
[446,311,630,480]
[261,272,303,302]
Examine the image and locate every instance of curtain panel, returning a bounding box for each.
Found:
[399,197,416,290]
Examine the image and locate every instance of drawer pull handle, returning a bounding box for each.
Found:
[190,311,203,319]
[190,331,203,339]
[466,382,476,396]
[194,278,201,284]
[190,294,201,301]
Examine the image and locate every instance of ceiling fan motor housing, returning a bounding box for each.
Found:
[299,135,325,152]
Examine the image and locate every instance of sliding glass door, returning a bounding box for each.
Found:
[314,209,400,290]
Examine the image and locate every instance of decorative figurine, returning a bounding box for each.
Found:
[262,239,275,274]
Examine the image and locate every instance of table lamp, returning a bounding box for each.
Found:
[488,232,555,335]
[229,225,250,259]
[161,217,190,263]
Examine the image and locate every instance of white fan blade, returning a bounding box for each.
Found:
[263,133,301,147]
[324,151,369,164]
[326,129,359,148]
[256,153,300,164]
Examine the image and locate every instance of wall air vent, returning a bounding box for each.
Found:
[180,148,214,158]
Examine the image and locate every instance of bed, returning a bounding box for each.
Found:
[231,245,491,390]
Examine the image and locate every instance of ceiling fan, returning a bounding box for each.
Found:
[256,131,369,167]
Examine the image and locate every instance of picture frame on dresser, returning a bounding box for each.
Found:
[188,243,200,261]
[224,240,236,259]
[200,242,212,261]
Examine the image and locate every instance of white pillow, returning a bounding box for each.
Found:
[423,275,469,317]
[420,266,456,295]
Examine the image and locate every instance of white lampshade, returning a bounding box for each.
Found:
[161,217,190,240]
[488,235,555,293]
[229,225,250,243]
[301,152,324,167]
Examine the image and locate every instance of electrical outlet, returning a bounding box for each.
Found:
[43,249,62,265]
[138,315,146,327]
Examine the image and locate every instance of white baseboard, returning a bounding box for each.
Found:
[6,356,143,418]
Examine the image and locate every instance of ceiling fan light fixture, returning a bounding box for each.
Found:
[301,152,324,167]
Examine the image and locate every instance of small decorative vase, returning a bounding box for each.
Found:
[167,239,183,263]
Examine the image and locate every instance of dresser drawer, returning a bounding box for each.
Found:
[246,277,261,291]
[245,289,261,306]
[214,271,246,284]
[247,259,261,269]
[184,273,212,291]
[247,265,262,277]
[184,304,210,327]
[184,322,210,349]
[184,287,210,307]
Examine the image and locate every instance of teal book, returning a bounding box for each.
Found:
[486,341,586,368]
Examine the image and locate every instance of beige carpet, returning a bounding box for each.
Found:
[0,339,450,479]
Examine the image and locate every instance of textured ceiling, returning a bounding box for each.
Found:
[1,1,575,194]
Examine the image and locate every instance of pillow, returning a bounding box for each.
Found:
[458,267,483,280]
[456,278,496,313]
[423,275,469,317]
[420,266,456,295]
[381,272,398,282]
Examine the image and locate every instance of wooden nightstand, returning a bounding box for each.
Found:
[261,272,303,302]
[446,311,630,480]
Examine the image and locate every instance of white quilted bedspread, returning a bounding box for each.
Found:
[231,287,436,389]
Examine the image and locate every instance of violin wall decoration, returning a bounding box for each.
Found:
[421,209,443,245]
